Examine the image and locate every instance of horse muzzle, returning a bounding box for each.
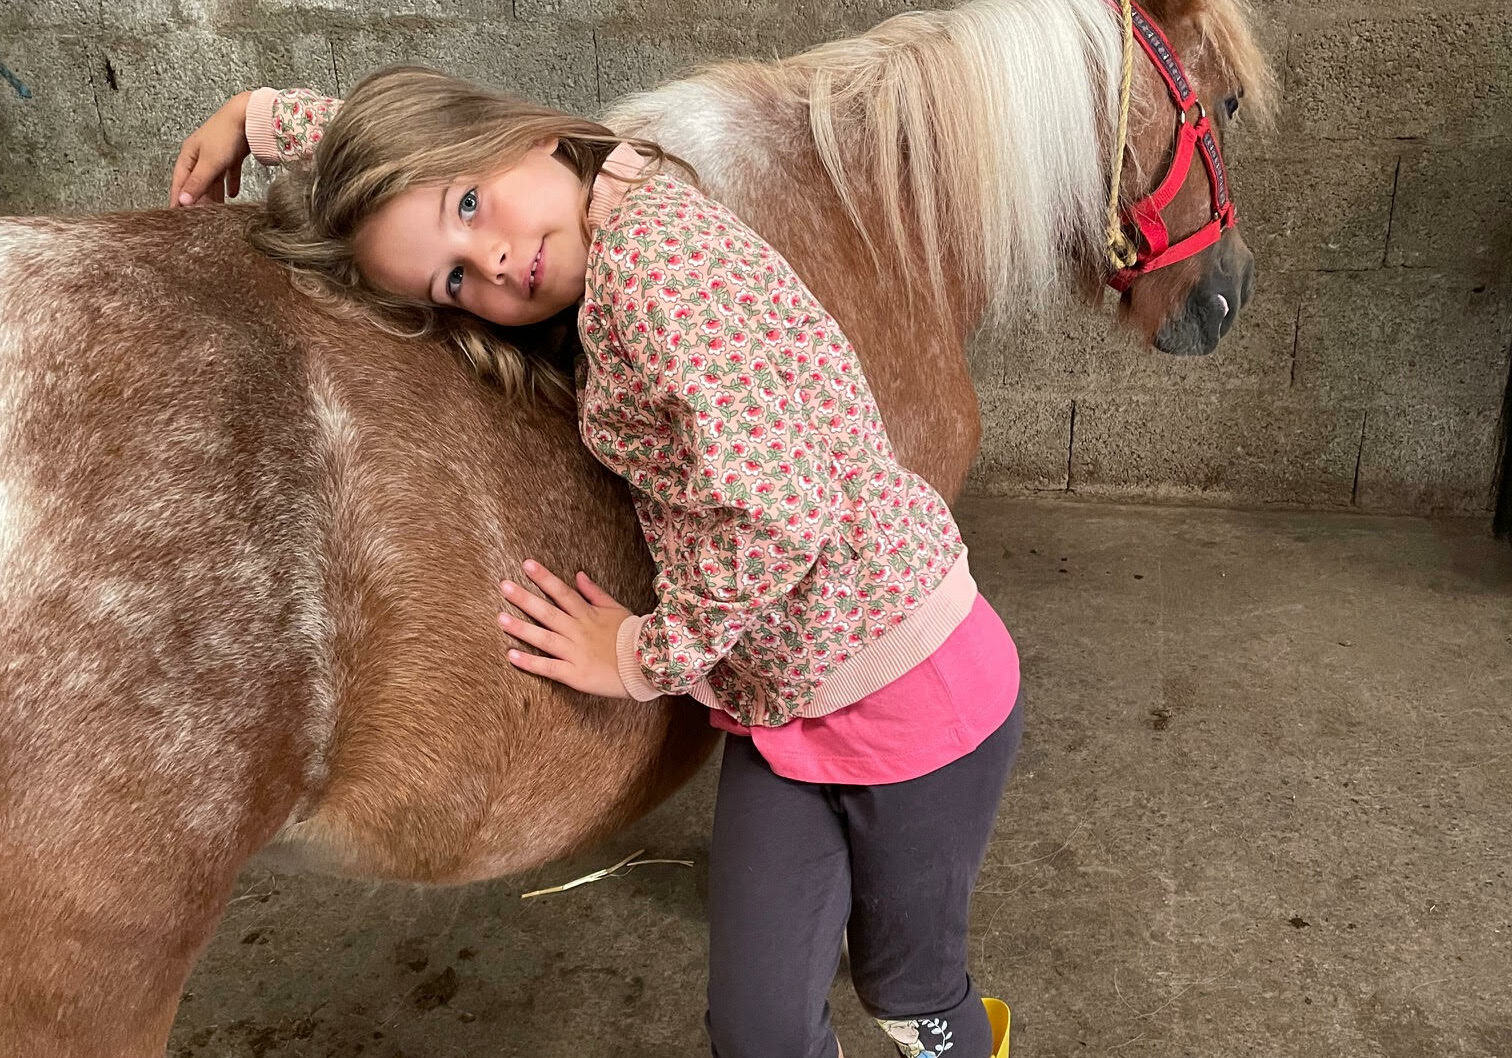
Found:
[1154,230,1257,357]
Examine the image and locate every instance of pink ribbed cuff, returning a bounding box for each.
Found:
[615,613,660,702]
[245,87,283,166]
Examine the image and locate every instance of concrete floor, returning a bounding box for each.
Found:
[168,497,1512,1058]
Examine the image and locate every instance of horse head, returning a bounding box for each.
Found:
[1112,0,1277,356]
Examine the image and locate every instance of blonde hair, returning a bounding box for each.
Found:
[249,65,697,408]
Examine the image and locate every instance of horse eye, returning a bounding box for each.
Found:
[1224,95,1241,119]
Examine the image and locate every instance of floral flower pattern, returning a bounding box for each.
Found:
[265,89,341,164]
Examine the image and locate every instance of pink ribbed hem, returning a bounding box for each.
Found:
[797,549,977,717]
[245,87,283,166]
[587,142,650,234]
[615,550,976,718]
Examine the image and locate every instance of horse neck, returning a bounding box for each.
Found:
[623,0,1125,333]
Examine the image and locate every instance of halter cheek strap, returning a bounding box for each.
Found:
[1104,0,1237,293]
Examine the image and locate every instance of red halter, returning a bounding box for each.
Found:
[1105,0,1236,292]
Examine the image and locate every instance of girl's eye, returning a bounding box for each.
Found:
[459,187,478,221]
[446,265,464,299]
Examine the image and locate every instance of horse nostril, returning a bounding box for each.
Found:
[1211,292,1238,339]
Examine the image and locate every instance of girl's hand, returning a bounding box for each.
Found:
[497,560,635,699]
[170,91,253,207]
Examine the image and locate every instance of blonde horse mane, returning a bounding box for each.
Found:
[607,0,1274,327]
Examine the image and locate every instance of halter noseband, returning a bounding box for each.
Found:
[1103,0,1236,293]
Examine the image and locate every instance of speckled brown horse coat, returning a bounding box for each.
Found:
[0,0,1270,1052]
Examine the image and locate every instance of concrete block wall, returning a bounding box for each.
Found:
[2,0,1508,516]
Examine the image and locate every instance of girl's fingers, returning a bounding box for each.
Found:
[519,560,589,618]
[499,578,575,634]
[575,571,622,609]
[497,612,571,658]
[226,163,241,199]
[169,145,197,207]
[505,648,576,688]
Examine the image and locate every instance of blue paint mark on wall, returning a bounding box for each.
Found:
[1,61,33,99]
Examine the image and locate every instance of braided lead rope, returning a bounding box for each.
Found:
[1106,0,1139,271]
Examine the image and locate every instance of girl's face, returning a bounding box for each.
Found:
[354,137,589,327]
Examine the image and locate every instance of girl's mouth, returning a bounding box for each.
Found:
[529,242,544,296]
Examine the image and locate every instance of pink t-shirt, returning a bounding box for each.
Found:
[711,593,1020,784]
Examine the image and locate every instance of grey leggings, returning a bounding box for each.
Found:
[705,691,1024,1058]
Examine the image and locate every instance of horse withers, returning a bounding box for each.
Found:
[0,0,1272,1052]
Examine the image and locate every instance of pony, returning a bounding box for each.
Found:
[0,0,1272,1052]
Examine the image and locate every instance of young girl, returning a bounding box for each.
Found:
[172,67,1023,1058]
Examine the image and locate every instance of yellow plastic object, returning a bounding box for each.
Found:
[983,997,1011,1058]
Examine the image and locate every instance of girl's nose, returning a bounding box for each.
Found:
[470,239,509,284]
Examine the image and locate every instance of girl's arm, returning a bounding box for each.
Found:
[169,87,342,206]
[593,234,846,704]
